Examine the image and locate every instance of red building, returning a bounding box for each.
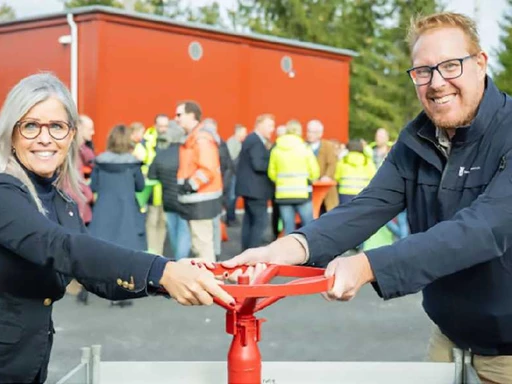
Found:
[0,6,355,151]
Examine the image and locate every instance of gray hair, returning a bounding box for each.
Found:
[307,119,324,133]
[202,118,218,132]
[165,120,186,144]
[0,73,81,213]
[201,117,220,144]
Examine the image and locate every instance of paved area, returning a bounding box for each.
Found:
[47,220,433,383]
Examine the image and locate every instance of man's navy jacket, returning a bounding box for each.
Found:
[300,77,512,355]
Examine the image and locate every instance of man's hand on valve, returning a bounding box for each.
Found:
[322,253,376,302]
[159,259,235,307]
[221,236,308,282]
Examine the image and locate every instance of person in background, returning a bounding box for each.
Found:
[236,114,275,250]
[306,119,339,212]
[334,139,391,251]
[268,119,319,235]
[370,127,393,168]
[270,124,287,238]
[148,121,191,261]
[200,117,234,259]
[66,115,95,225]
[89,124,147,253]
[77,115,95,178]
[331,139,348,160]
[80,114,95,154]
[335,139,376,205]
[130,121,147,164]
[88,125,146,306]
[275,124,287,138]
[64,115,95,305]
[0,73,234,384]
[145,114,170,255]
[225,124,247,226]
[369,127,410,241]
[175,101,222,262]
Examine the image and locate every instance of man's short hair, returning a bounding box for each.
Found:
[177,101,202,121]
[154,113,169,123]
[254,113,275,129]
[129,121,145,134]
[234,124,246,133]
[407,12,481,54]
[347,139,364,153]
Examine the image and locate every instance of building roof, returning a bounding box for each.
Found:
[0,5,358,58]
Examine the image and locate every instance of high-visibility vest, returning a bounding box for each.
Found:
[141,126,161,205]
[268,134,320,200]
[177,126,223,204]
[335,152,376,196]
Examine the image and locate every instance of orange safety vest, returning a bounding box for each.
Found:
[177,125,223,204]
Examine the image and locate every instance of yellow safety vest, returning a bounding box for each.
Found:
[142,126,162,206]
[335,152,376,196]
[268,134,320,200]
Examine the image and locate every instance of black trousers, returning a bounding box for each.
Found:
[241,197,269,251]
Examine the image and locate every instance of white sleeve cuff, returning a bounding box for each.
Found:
[289,233,310,264]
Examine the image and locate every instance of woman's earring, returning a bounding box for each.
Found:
[11,147,15,154]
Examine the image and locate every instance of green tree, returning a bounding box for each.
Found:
[0,3,16,21]
[63,0,124,9]
[134,0,177,16]
[185,2,224,27]
[133,0,190,21]
[380,0,442,138]
[493,0,512,95]
[339,0,404,139]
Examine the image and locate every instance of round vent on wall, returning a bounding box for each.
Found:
[281,56,293,73]
[188,41,203,61]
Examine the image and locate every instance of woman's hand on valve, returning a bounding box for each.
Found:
[222,236,308,282]
[322,253,376,302]
[159,260,235,307]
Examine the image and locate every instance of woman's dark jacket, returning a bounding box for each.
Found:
[0,173,157,383]
[88,152,147,251]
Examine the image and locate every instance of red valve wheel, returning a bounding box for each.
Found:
[207,263,334,384]
[208,263,333,313]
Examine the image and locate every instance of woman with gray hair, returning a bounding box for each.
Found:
[0,73,234,383]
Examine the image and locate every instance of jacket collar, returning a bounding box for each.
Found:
[401,76,504,167]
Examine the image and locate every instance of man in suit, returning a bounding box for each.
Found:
[306,119,339,211]
[236,114,275,250]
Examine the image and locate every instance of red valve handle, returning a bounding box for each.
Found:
[209,263,333,313]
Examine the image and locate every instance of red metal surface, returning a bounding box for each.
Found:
[209,263,333,384]
[0,9,351,153]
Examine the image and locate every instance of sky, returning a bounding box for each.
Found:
[3,0,509,68]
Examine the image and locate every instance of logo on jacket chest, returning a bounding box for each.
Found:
[458,166,481,177]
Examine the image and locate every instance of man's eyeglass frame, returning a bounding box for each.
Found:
[406,54,477,86]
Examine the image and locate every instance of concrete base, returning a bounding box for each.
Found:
[99,361,457,384]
